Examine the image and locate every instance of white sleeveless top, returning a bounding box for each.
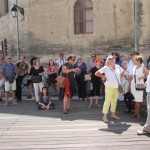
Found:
[131,65,145,102]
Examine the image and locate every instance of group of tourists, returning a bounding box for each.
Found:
[0,51,150,135]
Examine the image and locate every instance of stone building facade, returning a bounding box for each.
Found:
[0,0,149,61]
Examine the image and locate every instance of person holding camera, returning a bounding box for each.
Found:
[0,56,18,106]
[15,56,28,102]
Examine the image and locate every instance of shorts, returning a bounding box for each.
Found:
[89,83,101,97]
[5,80,16,92]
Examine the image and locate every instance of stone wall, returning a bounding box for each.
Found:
[138,0,150,56]
[0,0,149,62]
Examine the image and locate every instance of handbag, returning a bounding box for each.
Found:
[108,66,123,93]
[135,84,145,90]
[134,69,145,91]
[118,84,123,93]
[84,74,91,81]
[55,76,66,88]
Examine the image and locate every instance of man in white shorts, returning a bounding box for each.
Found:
[0,56,18,105]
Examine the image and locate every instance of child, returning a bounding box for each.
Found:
[88,60,102,108]
[38,87,54,110]
[137,71,150,135]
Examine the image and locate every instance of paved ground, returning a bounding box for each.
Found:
[0,98,150,150]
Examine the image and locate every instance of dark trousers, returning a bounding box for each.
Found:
[15,76,24,100]
[58,88,65,101]
[76,76,86,98]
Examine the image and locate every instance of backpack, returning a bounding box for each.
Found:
[124,92,135,111]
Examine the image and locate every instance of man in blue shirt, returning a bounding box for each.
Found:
[0,56,18,106]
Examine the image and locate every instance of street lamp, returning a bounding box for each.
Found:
[11,4,24,60]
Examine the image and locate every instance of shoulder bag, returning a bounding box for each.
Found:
[84,74,91,81]
[31,67,42,83]
[108,66,123,93]
[134,69,145,90]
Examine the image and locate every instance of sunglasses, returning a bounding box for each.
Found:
[7,58,11,59]
[72,59,75,61]
[108,58,115,60]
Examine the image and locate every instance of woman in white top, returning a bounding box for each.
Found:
[131,56,149,118]
[95,55,124,123]
[137,71,150,135]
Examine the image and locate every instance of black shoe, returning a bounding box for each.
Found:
[17,99,22,102]
[82,98,85,101]
[124,109,131,113]
[0,98,3,102]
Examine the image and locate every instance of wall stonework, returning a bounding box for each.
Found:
[0,0,149,62]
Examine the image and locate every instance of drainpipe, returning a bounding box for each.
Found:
[134,0,138,52]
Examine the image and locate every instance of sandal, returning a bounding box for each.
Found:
[102,117,110,124]
[67,107,75,111]
[63,110,68,114]
[111,115,120,120]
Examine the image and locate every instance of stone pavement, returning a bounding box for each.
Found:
[0,98,150,150]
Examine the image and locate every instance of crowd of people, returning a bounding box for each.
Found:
[0,51,150,135]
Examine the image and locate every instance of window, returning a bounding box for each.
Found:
[74,0,93,34]
[0,0,9,16]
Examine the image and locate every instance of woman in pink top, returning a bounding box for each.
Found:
[46,59,58,86]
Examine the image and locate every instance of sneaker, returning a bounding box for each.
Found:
[12,101,18,105]
[4,102,9,106]
[95,104,101,108]
[32,96,35,100]
[137,129,150,135]
[27,95,32,99]
[88,104,93,109]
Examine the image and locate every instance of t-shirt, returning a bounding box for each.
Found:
[98,65,123,88]
[87,61,96,70]
[40,96,50,105]
[30,66,44,76]
[90,67,101,84]
[16,62,28,76]
[30,66,44,82]
[116,60,123,67]
[63,62,75,81]
[127,60,135,76]
[1,63,16,79]
[56,59,66,68]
